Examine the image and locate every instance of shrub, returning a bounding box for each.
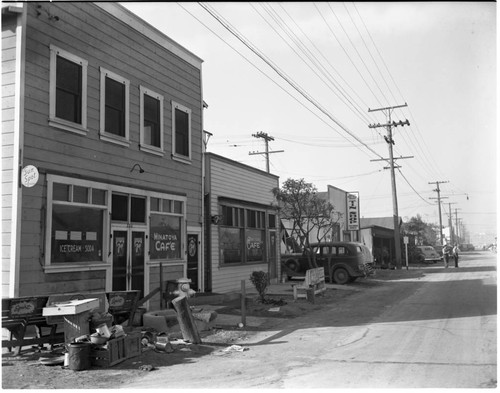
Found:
[250,271,269,302]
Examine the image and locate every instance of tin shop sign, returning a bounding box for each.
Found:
[347,192,360,231]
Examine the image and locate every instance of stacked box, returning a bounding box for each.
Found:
[125,332,141,359]
[90,336,126,367]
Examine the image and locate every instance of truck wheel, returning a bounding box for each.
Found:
[333,268,350,285]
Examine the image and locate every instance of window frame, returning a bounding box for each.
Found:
[171,101,192,163]
[139,86,164,156]
[49,45,88,135]
[99,67,130,147]
[45,176,110,273]
[219,203,268,266]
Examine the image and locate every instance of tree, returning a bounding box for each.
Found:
[402,215,438,246]
[273,178,342,269]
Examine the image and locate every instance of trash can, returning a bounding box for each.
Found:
[68,342,91,371]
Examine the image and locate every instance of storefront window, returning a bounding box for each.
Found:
[220,227,243,263]
[51,205,104,263]
[220,204,268,265]
[246,229,264,262]
[150,214,182,260]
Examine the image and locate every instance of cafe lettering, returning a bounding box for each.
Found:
[150,227,181,260]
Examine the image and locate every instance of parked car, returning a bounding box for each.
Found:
[415,245,441,263]
[432,245,444,258]
[281,242,374,284]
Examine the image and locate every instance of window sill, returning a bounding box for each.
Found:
[220,261,266,267]
[49,118,88,135]
[171,154,192,165]
[147,260,185,266]
[140,144,164,157]
[99,133,130,147]
[44,263,110,273]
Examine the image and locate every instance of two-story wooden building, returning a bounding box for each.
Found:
[2,2,204,310]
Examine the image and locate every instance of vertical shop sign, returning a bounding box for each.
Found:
[347,192,360,231]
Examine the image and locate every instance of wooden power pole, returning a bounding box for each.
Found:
[429,181,448,246]
[368,103,410,269]
[249,132,284,173]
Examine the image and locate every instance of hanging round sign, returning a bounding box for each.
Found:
[21,165,39,188]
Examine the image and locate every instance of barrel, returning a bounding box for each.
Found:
[68,342,91,371]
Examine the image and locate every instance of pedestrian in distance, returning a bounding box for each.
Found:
[453,243,459,268]
[442,243,451,268]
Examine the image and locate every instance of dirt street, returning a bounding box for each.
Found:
[2,252,496,389]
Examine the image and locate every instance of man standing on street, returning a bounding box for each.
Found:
[452,243,460,268]
[442,243,451,268]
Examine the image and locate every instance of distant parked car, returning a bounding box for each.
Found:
[281,241,374,284]
[415,245,441,263]
[459,243,475,251]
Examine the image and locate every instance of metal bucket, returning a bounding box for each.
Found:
[68,342,91,371]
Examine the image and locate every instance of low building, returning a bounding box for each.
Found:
[204,153,280,293]
[360,216,402,266]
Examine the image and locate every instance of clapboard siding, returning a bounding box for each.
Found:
[2,11,18,297]
[206,154,279,293]
[8,2,204,297]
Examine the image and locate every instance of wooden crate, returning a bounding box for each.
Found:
[125,333,141,359]
[90,336,126,367]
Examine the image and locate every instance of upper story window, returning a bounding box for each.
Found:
[172,101,191,162]
[100,67,129,146]
[140,86,164,155]
[49,45,88,134]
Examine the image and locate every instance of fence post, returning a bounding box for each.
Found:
[241,280,246,326]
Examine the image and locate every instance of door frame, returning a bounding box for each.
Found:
[187,226,202,292]
[108,223,147,293]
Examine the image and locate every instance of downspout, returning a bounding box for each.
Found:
[9,4,27,297]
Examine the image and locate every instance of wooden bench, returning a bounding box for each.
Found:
[2,296,63,355]
[292,268,326,300]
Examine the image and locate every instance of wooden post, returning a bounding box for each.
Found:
[172,296,201,344]
[159,263,164,309]
[241,280,246,326]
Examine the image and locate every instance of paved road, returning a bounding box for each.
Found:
[122,251,497,389]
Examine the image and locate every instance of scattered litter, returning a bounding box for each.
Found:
[268,307,280,312]
[154,336,174,353]
[178,347,192,352]
[39,356,64,366]
[139,364,156,372]
[213,345,249,356]
[224,345,248,352]
[237,323,244,328]
[170,339,190,345]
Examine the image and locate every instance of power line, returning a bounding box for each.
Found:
[198,2,386,162]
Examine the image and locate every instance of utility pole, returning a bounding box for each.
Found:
[368,103,410,269]
[428,181,448,246]
[447,202,457,244]
[249,132,284,173]
[454,208,461,244]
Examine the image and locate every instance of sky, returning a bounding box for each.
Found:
[121,2,497,244]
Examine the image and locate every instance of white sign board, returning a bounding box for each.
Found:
[403,236,409,244]
[21,165,39,188]
[346,192,360,231]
